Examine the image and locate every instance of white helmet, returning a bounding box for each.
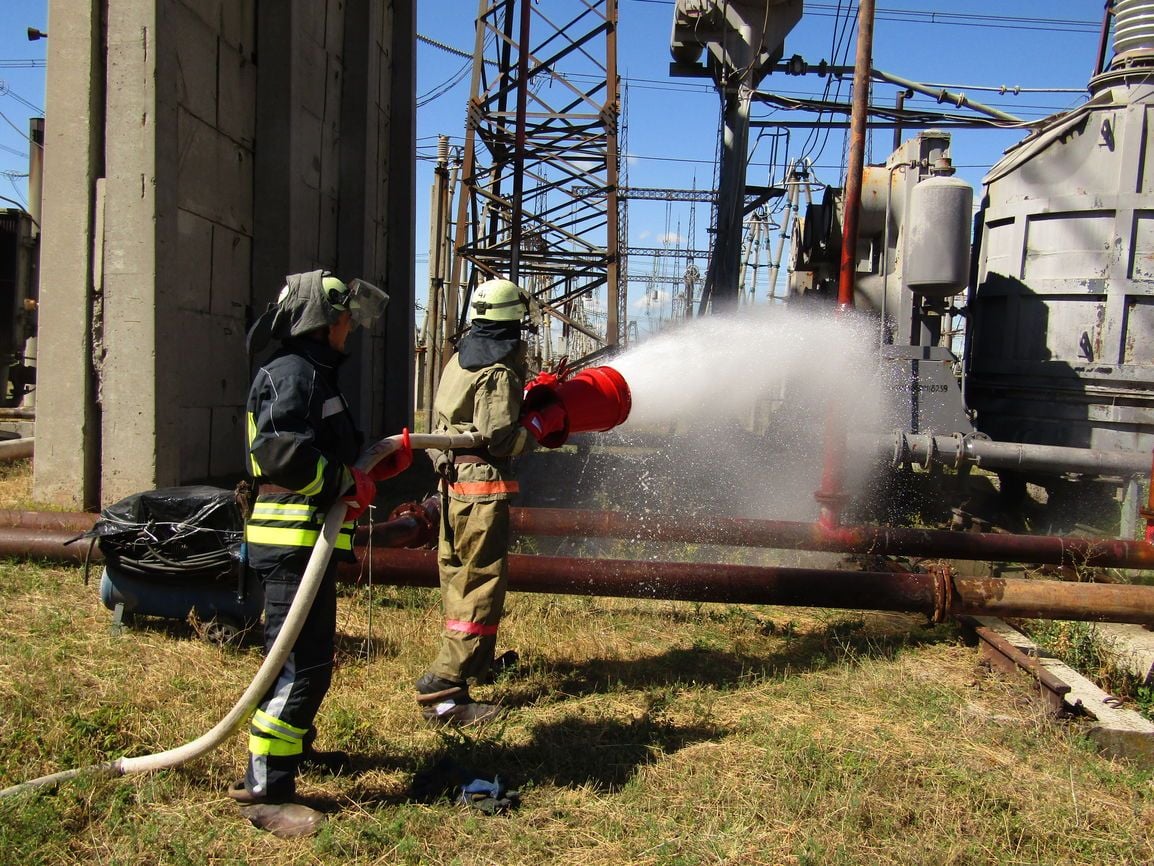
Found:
[468,278,529,323]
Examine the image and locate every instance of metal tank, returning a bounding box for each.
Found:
[792,131,975,436]
[966,0,1154,456]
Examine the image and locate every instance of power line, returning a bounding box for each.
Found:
[622,1,1099,34]
[0,81,42,114]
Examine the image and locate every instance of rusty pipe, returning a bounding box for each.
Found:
[355,496,440,548]
[0,527,102,563]
[339,547,1154,625]
[9,503,1154,572]
[2,524,1152,624]
[508,507,1154,571]
[0,438,33,461]
[0,510,97,532]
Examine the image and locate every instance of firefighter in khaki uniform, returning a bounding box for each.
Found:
[417,278,563,725]
[229,270,412,838]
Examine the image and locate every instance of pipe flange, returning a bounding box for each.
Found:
[931,563,955,623]
[892,431,909,470]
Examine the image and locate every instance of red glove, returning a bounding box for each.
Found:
[342,467,376,521]
[370,428,413,480]
[521,400,569,448]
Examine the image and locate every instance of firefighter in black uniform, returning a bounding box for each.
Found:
[229,270,411,838]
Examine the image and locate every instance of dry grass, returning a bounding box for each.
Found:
[0,462,1152,864]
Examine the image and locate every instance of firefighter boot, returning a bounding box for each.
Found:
[239,802,326,838]
[415,673,503,727]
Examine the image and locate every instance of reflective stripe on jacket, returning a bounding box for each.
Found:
[434,350,529,503]
[245,338,363,555]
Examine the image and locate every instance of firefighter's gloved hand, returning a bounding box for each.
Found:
[520,400,568,448]
[342,468,377,521]
[370,428,413,480]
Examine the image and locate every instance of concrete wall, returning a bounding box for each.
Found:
[33,0,414,508]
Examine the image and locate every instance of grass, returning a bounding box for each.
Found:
[0,460,1152,864]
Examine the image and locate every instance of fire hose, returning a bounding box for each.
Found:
[0,431,482,799]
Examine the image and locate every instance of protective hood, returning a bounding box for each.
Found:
[457,320,523,371]
[247,270,340,355]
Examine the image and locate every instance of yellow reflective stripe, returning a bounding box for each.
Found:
[252,503,315,520]
[253,709,308,741]
[248,733,303,757]
[298,457,327,497]
[245,524,353,550]
[245,525,320,547]
[246,413,261,477]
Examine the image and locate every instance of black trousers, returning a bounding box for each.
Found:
[244,549,338,802]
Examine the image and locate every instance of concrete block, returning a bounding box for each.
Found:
[220,0,256,53]
[176,0,221,32]
[321,54,343,198]
[973,616,1154,766]
[169,0,219,125]
[210,224,253,318]
[177,109,253,233]
[175,208,213,311]
[179,405,212,481]
[290,186,322,268]
[325,0,345,56]
[318,194,339,265]
[298,2,327,49]
[1098,622,1154,685]
[209,404,244,479]
[178,0,254,52]
[218,42,257,147]
[171,309,248,409]
[295,105,324,193]
[295,40,327,120]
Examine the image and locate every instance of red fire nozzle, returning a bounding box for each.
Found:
[521,365,632,448]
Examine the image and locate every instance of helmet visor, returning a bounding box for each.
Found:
[346,279,390,329]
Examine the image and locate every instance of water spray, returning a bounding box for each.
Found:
[0,432,482,800]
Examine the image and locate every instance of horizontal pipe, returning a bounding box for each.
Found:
[1,525,1150,624]
[338,547,1154,625]
[0,438,33,461]
[354,496,440,548]
[0,527,101,563]
[897,433,1152,477]
[8,503,1154,573]
[0,510,96,532]
[509,507,1154,570]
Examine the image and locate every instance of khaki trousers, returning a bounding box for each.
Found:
[428,496,510,683]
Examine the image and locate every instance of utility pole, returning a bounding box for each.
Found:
[420,135,451,431]
[817,0,876,530]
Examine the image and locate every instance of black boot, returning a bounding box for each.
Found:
[415,673,502,727]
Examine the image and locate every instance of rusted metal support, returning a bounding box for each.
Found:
[837,0,874,311]
[337,547,1154,625]
[505,507,1154,570]
[817,0,875,530]
[959,614,1071,714]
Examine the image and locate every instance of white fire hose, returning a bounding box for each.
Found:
[0,431,481,799]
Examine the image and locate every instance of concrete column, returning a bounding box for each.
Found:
[338,0,415,438]
[99,0,164,499]
[32,0,104,508]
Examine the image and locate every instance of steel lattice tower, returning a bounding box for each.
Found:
[444,0,621,367]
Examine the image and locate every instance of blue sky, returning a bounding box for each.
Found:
[0,0,45,213]
[415,1,1102,331]
[0,2,1105,332]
